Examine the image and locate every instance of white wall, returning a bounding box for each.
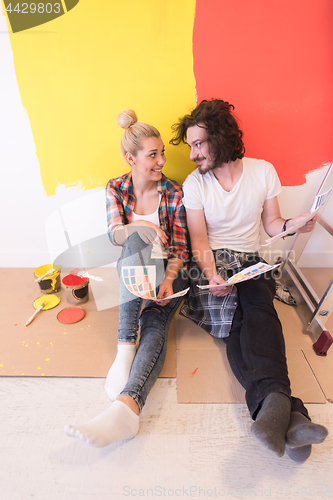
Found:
[1,11,332,269]
[0,12,109,269]
[260,166,333,267]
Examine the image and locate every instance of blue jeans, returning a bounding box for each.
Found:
[223,255,309,420]
[117,233,188,411]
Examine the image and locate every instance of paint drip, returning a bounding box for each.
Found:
[62,274,89,305]
[34,264,62,293]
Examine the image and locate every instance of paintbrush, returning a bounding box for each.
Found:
[78,270,103,281]
[70,268,103,282]
[25,302,46,326]
[34,268,54,283]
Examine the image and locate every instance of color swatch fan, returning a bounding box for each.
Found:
[122,266,156,299]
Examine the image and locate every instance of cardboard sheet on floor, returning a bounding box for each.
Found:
[302,348,333,402]
[0,268,175,378]
[275,297,332,402]
[175,309,326,404]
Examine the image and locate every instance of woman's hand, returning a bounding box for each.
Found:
[131,220,168,246]
[208,274,232,297]
[154,278,174,306]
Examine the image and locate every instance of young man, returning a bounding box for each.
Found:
[170,99,328,461]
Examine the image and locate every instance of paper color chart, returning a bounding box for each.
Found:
[122,266,156,299]
[226,263,277,284]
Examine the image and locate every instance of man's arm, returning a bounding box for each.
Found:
[186,208,231,296]
[261,197,317,237]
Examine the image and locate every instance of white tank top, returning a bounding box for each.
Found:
[130,194,167,259]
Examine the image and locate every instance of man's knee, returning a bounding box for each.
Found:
[239,278,275,307]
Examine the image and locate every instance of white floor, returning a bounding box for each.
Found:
[1,376,333,500]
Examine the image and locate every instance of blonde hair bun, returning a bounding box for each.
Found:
[117,110,160,160]
[117,110,138,130]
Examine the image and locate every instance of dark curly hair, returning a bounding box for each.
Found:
[170,99,245,165]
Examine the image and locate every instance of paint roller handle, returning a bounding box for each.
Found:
[25,303,45,326]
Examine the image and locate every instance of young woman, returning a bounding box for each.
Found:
[64,110,188,447]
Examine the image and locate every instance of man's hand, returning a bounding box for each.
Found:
[208,274,233,297]
[262,197,318,239]
[291,212,318,234]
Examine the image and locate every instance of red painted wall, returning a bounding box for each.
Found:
[193,0,333,185]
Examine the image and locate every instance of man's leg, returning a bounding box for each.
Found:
[224,280,291,457]
[285,399,328,462]
[224,259,328,459]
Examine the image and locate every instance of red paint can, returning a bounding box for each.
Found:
[62,274,89,305]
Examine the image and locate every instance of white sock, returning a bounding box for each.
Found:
[64,400,140,448]
[105,344,137,401]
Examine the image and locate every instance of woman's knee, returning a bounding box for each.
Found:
[140,305,164,325]
[117,232,152,268]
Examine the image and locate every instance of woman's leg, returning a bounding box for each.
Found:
[119,273,186,412]
[104,293,142,401]
[65,259,188,447]
[105,232,154,400]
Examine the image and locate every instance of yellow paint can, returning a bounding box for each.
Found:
[34,264,62,293]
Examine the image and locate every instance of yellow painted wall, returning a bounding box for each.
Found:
[4,0,196,195]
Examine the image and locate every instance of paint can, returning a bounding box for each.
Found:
[34,264,62,293]
[62,274,89,305]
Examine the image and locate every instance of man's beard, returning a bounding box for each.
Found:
[197,157,217,175]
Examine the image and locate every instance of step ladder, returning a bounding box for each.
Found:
[280,163,333,356]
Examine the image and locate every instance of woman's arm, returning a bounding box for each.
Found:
[106,181,127,245]
[155,257,184,304]
[114,221,168,246]
[155,191,189,305]
[106,181,168,246]
[166,195,188,264]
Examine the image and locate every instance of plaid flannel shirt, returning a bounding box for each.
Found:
[180,249,262,338]
[106,172,188,267]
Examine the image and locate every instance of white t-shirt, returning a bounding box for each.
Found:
[182,157,282,253]
[130,194,167,259]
